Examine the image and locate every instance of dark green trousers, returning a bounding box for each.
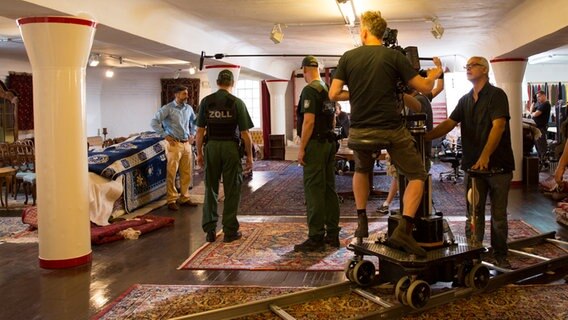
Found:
[303,139,341,238]
[201,140,243,234]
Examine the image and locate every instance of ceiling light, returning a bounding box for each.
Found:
[188,63,197,75]
[174,69,181,79]
[336,0,357,27]
[270,23,284,44]
[88,53,99,67]
[430,17,444,39]
[105,69,114,78]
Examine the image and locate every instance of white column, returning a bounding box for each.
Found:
[18,16,97,268]
[205,64,241,92]
[490,58,528,183]
[265,80,289,138]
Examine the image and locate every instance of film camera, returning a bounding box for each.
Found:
[382,28,425,95]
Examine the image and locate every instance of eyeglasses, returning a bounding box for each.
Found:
[464,63,484,70]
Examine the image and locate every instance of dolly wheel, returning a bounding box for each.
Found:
[466,264,490,289]
[344,259,358,282]
[353,260,375,286]
[395,276,411,305]
[406,280,431,309]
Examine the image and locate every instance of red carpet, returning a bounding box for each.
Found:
[93,283,568,320]
[20,206,174,245]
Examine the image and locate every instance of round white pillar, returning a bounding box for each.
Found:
[18,16,97,268]
[265,80,289,137]
[490,58,528,183]
[205,64,241,92]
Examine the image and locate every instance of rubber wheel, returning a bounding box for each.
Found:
[353,260,375,286]
[406,280,431,309]
[466,264,490,289]
[395,276,411,305]
[344,259,358,282]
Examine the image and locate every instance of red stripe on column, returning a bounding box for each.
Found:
[17,17,97,28]
[490,58,527,63]
[39,252,92,269]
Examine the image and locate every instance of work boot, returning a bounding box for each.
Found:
[389,217,427,257]
[355,214,369,238]
[294,236,325,252]
[324,234,340,248]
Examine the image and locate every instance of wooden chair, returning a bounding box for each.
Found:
[9,142,35,202]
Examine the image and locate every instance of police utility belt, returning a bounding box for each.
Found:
[309,131,337,143]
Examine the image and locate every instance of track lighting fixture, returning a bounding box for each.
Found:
[105,68,114,78]
[336,0,357,26]
[188,63,197,75]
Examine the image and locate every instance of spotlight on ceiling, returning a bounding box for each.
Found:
[174,69,181,79]
[270,23,284,44]
[105,68,114,78]
[430,17,444,39]
[88,53,100,67]
[188,63,197,75]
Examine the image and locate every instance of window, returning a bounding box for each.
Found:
[235,80,261,128]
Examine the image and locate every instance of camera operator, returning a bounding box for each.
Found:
[329,10,442,257]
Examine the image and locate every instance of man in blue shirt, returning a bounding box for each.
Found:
[151,85,198,211]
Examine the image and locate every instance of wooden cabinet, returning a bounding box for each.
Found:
[0,82,17,143]
[269,134,285,160]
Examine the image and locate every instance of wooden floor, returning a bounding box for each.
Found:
[1,163,567,320]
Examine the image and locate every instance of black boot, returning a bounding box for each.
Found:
[324,234,340,248]
[389,217,427,257]
[355,214,369,238]
[294,236,325,252]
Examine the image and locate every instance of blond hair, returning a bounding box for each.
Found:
[360,11,387,39]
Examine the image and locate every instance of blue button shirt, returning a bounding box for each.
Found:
[150,100,196,141]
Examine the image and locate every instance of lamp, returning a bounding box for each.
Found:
[270,23,284,44]
[336,0,357,26]
[105,68,114,78]
[430,17,444,39]
[88,53,99,67]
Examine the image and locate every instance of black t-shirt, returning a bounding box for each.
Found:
[334,45,418,129]
[449,82,515,172]
[533,101,551,128]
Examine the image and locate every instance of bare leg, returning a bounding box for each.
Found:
[402,179,424,217]
[353,171,370,210]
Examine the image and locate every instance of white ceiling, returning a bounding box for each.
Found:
[0,0,567,77]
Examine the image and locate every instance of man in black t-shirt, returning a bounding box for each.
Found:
[329,10,442,257]
[531,90,551,165]
[425,56,514,269]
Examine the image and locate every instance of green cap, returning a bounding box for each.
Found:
[301,56,319,68]
[217,69,234,82]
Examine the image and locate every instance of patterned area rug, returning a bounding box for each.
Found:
[239,161,475,216]
[178,219,563,271]
[94,283,568,320]
[0,207,175,245]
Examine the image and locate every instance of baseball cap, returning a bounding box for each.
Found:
[217,69,234,82]
[301,56,319,68]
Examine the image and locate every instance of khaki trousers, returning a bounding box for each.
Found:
[165,141,192,203]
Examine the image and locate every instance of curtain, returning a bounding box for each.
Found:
[261,81,271,159]
[6,72,33,131]
[160,78,200,110]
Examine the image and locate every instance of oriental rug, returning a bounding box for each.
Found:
[93,283,568,320]
[239,161,478,216]
[178,219,564,272]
